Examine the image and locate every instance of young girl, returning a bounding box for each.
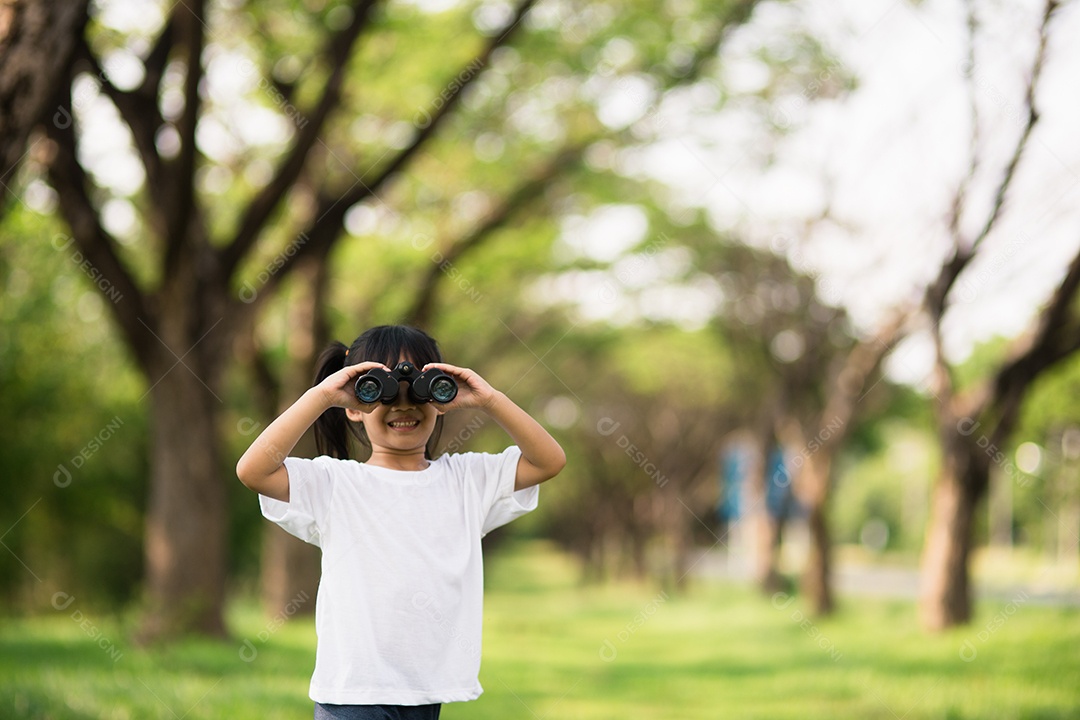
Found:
[236,325,565,720]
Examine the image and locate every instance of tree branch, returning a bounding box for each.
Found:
[302,0,538,236]
[946,0,981,246]
[987,238,1080,441]
[221,0,380,280]
[678,0,760,84]
[403,141,587,326]
[75,40,167,215]
[923,0,1058,408]
[140,13,175,97]
[816,307,912,455]
[965,0,1054,255]
[0,0,90,216]
[926,0,1056,321]
[248,0,538,302]
[165,0,207,273]
[45,85,155,371]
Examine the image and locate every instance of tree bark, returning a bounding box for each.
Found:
[800,452,834,615]
[141,350,228,638]
[754,513,785,594]
[260,435,320,617]
[0,0,89,213]
[258,258,326,617]
[919,450,982,630]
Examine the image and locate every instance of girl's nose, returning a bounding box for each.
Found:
[393,381,416,407]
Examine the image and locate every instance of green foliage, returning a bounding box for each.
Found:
[952,335,1012,396]
[1008,351,1080,551]
[608,324,735,404]
[0,207,148,609]
[1018,350,1080,442]
[831,423,938,553]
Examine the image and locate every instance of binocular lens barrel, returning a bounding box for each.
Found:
[430,377,457,403]
[356,378,384,404]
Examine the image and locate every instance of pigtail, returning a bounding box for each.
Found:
[313,341,352,460]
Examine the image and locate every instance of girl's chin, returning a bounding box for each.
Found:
[372,435,429,450]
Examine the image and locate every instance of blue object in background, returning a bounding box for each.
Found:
[718,444,801,523]
[765,448,793,519]
[718,446,746,521]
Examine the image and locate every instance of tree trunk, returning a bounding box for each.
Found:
[258,257,325,617]
[802,504,833,615]
[260,431,321,617]
[0,0,89,212]
[261,524,320,617]
[747,433,784,593]
[140,352,227,639]
[919,445,983,630]
[754,514,785,593]
[800,453,834,615]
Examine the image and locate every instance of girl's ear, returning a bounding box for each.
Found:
[344,408,365,422]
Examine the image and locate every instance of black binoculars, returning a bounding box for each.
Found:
[354,361,458,405]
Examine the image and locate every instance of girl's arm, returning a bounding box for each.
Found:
[486,391,568,490]
[236,361,385,502]
[426,363,566,490]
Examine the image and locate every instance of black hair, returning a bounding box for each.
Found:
[313,325,446,460]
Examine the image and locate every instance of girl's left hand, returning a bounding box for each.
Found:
[422,363,499,413]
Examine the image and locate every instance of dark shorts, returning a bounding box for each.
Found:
[314,703,441,720]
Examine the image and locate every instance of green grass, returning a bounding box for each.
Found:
[2,542,1078,719]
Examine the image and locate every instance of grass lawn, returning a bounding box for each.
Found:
[2,541,1078,719]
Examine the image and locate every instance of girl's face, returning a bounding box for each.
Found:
[344,356,440,458]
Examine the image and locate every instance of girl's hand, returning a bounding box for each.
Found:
[422,363,499,413]
[426,361,566,490]
[316,361,388,412]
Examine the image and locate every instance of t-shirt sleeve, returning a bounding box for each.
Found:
[258,456,336,548]
[460,446,539,536]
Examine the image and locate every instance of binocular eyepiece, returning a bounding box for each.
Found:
[354,361,458,405]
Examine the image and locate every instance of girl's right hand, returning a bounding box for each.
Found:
[316,361,389,411]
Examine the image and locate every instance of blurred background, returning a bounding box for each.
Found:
[2,0,1080,717]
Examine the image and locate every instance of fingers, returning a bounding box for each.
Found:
[421,363,498,412]
[422,362,476,383]
[428,364,481,395]
[422,361,460,373]
[342,362,389,407]
[318,361,389,411]
[341,360,390,377]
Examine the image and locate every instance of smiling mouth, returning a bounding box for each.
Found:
[387,419,420,430]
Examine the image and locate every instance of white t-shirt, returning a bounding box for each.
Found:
[258,446,537,705]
